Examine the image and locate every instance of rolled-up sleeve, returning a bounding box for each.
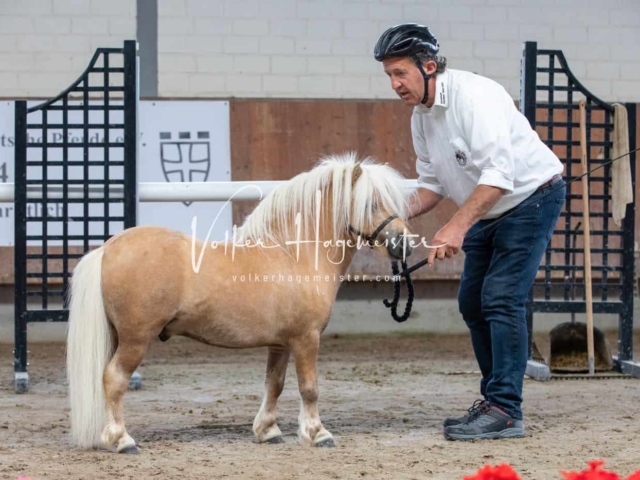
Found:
[411,114,446,197]
[458,90,515,193]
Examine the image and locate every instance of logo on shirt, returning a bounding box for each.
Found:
[455,149,467,167]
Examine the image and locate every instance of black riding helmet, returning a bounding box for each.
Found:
[374,24,439,105]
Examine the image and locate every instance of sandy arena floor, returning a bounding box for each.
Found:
[1,332,639,480]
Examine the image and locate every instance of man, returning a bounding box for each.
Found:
[374,24,566,441]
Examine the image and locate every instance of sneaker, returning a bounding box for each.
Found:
[443,399,487,428]
[443,403,525,441]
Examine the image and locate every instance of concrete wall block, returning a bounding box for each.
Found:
[473,6,507,24]
[451,23,485,41]
[612,80,640,100]
[259,0,296,19]
[298,75,334,94]
[222,36,260,54]
[259,37,295,55]
[331,39,368,56]
[263,75,298,92]
[484,24,519,41]
[0,53,35,72]
[620,63,640,80]
[197,54,234,73]
[297,1,332,19]
[158,0,187,18]
[189,73,225,92]
[335,75,370,93]
[53,0,89,16]
[223,0,261,19]
[308,56,343,74]
[90,0,135,16]
[108,17,136,36]
[306,20,343,39]
[71,17,109,35]
[35,17,71,34]
[269,19,307,36]
[158,72,190,92]
[34,52,74,72]
[296,39,332,55]
[195,19,232,35]
[233,19,270,36]
[159,17,194,35]
[233,55,271,74]
[187,0,224,17]
[271,56,307,74]
[554,27,588,44]
[159,53,197,73]
[439,6,473,23]
[0,16,35,34]
[368,4,404,22]
[587,61,620,80]
[474,41,509,59]
[185,36,223,54]
[11,0,53,15]
[343,20,379,39]
[225,74,262,93]
[610,9,640,27]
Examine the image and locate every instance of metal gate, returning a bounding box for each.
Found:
[520,41,639,379]
[13,40,139,392]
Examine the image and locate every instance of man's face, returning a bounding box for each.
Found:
[382,57,434,107]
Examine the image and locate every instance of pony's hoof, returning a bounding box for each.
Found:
[119,445,139,454]
[265,436,285,445]
[315,438,335,448]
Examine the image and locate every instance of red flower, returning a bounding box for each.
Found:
[463,463,522,480]
[561,460,629,480]
[462,461,640,480]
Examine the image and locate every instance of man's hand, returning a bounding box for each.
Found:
[427,221,467,266]
[426,184,507,266]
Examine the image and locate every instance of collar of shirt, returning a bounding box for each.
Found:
[415,69,450,114]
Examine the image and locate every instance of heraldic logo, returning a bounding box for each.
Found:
[160,131,211,206]
[455,149,467,167]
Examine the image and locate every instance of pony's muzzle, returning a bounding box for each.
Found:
[387,234,413,260]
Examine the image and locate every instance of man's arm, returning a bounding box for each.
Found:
[427,185,506,266]
[449,184,506,232]
[407,187,444,220]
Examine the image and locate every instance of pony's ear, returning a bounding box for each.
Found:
[351,163,363,187]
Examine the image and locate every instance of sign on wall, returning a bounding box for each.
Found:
[0,100,232,246]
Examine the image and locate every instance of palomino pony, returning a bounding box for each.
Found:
[66,153,415,453]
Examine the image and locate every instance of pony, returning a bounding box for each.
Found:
[66,152,416,453]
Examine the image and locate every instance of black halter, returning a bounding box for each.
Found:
[347,214,415,323]
[348,214,398,247]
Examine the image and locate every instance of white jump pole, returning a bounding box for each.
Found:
[0,180,420,203]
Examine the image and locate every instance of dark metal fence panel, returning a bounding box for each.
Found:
[13,40,138,392]
[520,41,636,367]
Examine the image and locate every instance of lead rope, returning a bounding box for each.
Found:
[383,260,414,322]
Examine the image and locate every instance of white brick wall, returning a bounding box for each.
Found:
[2,0,639,101]
[156,0,640,101]
[0,0,135,97]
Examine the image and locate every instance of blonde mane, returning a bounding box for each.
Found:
[237,152,409,249]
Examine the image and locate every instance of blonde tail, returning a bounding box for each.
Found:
[66,247,113,449]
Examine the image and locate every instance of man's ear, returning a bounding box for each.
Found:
[425,59,438,75]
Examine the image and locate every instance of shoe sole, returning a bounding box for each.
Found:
[444,428,526,441]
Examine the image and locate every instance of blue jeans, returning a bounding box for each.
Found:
[458,181,566,420]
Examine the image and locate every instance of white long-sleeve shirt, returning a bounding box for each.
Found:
[412,68,564,219]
